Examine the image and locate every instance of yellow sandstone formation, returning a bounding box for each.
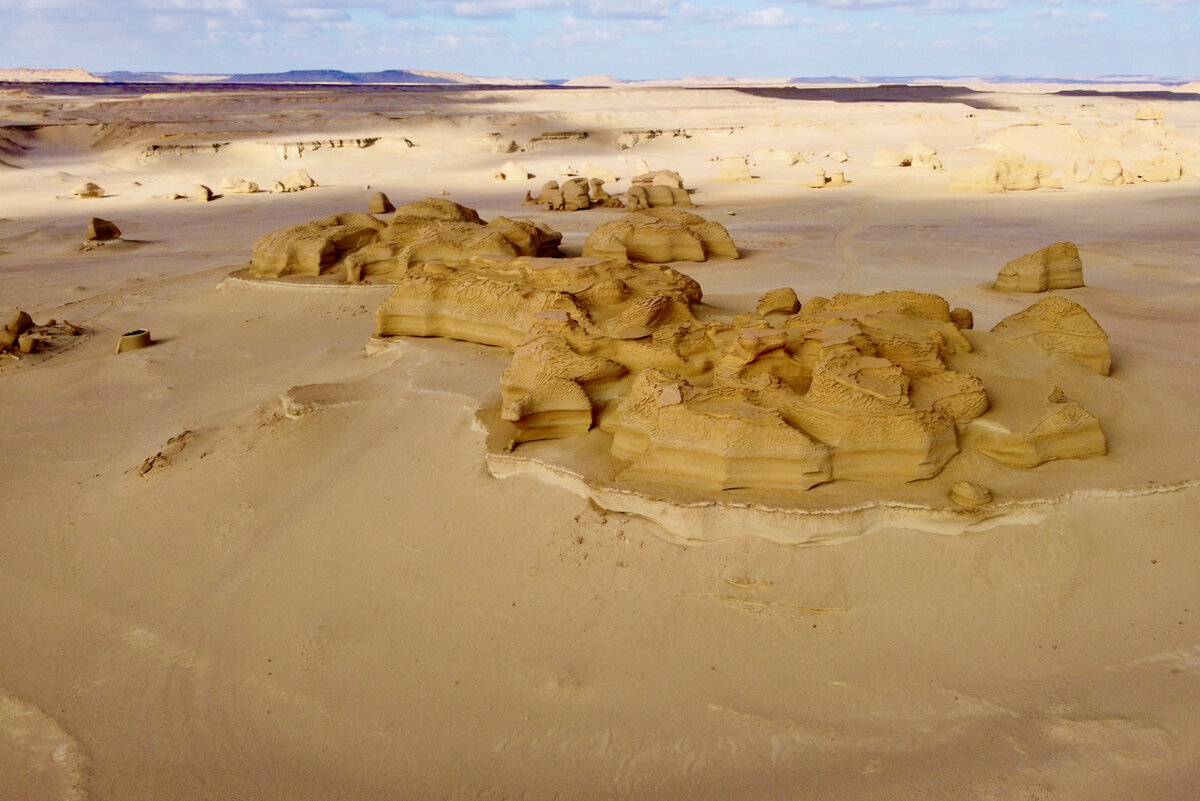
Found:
[994,242,1084,292]
[991,295,1111,375]
[582,209,739,263]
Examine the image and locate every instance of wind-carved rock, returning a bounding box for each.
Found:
[994,242,1084,292]
[991,295,1111,375]
[245,199,1113,494]
[582,209,739,263]
[248,198,562,281]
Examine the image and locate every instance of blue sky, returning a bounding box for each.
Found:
[1,0,1196,80]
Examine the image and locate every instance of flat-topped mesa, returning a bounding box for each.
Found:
[995,242,1084,292]
[991,295,1111,375]
[582,209,739,263]
[247,198,563,281]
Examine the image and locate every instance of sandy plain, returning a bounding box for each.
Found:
[2,79,1200,800]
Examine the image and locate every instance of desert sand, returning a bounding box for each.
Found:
[2,79,1200,800]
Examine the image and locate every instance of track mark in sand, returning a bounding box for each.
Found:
[832,199,875,290]
[0,687,88,801]
[32,263,237,324]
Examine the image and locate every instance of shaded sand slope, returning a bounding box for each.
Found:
[2,82,1200,800]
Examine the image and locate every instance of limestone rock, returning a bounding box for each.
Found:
[610,369,833,492]
[948,154,1061,192]
[964,399,1106,468]
[7,310,33,336]
[582,209,739,263]
[249,212,385,279]
[625,170,693,209]
[582,163,616,183]
[281,169,317,192]
[1132,157,1185,183]
[193,184,213,202]
[950,481,992,508]
[492,139,520,154]
[756,287,800,317]
[497,161,532,181]
[991,296,1111,375]
[871,149,912,167]
[994,242,1084,292]
[72,181,104,198]
[529,178,594,211]
[220,176,258,194]
[718,153,752,181]
[368,191,395,214]
[950,307,974,330]
[1135,105,1164,121]
[86,217,121,241]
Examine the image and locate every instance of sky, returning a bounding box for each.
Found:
[1,0,1196,81]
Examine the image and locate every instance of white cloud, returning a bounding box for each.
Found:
[1087,9,1110,19]
[586,0,676,18]
[727,7,797,27]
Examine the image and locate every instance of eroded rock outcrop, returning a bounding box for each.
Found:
[995,242,1084,292]
[582,209,739,263]
[248,198,562,281]
[991,295,1111,375]
[86,217,121,241]
[948,153,1061,192]
[72,182,104,199]
[245,199,1113,494]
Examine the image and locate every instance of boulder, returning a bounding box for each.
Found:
[220,176,258,194]
[991,296,1111,374]
[367,191,395,214]
[85,217,121,241]
[281,169,317,192]
[994,242,1084,292]
[72,182,104,199]
[193,184,213,202]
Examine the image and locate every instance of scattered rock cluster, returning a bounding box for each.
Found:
[1,310,82,358]
[948,153,1063,192]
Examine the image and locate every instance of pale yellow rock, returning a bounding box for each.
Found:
[994,242,1084,292]
[7,310,33,336]
[991,295,1111,375]
[1132,157,1185,183]
[718,153,752,181]
[807,169,829,189]
[498,160,532,181]
[193,184,213,202]
[220,176,258,194]
[281,169,317,192]
[1135,105,1165,121]
[72,181,104,198]
[871,149,912,167]
[756,287,800,316]
[948,153,1060,192]
[964,400,1106,468]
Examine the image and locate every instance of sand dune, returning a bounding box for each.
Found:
[2,80,1200,800]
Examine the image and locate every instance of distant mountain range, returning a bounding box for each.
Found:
[100,69,549,86]
[0,68,1193,88]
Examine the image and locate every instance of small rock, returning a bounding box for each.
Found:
[72,181,105,198]
[194,184,213,202]
[7,310,34,336]
[368,191,395,214]
[950,481,993,508]
[86,217,121,241]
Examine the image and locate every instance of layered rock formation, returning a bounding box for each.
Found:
[991,295,1111,375]
[582,209,739,263]
[246,199,1113,495]
[248,198,562,281]
[994,242,1084,292]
